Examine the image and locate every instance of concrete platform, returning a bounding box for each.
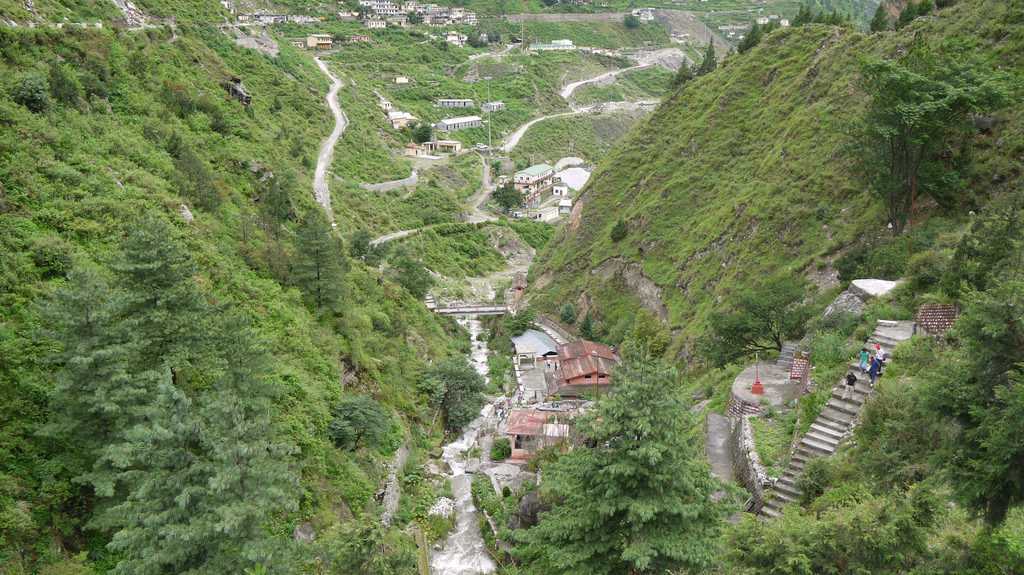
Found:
[731,363,803,410]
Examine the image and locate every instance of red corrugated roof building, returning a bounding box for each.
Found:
[547,340,620,398]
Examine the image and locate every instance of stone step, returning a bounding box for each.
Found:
[761,504,782,518]
[804,430,840,448]
[877,319,900,328]
[794,445,825,461]
[826,397,862,417]
[779,471,801,485]
[771,489,799,504]
[810,422,845,441]
[800,436,836,455]
[868,335,902,349]
[814,411,851,428]
[774,480,802,499]
[831,388,867,405]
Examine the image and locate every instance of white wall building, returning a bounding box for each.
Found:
[434,115,482,132]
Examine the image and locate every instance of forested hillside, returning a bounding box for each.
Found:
[531,0,1022,359]
[0,20,467,573]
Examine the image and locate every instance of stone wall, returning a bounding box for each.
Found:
[729,415,772,512]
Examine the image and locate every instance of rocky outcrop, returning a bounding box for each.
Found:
[591,257,669,321]
[822,278,902,321]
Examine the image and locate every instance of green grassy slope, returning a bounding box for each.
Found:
[529,0,1023,358]
[0,23,466,570]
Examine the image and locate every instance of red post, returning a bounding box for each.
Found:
[751,354,764,395]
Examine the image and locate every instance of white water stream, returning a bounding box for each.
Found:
[430,316,498,575]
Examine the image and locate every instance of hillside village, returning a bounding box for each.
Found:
[2,0,1023,574]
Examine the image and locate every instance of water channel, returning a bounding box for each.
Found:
[430,316,498,575]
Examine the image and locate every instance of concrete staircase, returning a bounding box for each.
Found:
[760,321,915,518]
[776,341,799,370]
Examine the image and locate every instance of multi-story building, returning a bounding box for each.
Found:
[514,163,555,206]
[481,101,505,112]
[305,33,333,50]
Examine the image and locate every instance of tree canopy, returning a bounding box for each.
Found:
[515,355,721,574]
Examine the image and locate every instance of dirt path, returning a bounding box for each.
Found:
[361,169,418,192]
[501,100,658,153]
[313,57,348,226]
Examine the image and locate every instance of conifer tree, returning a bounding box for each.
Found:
[696,42,717,76]
[515,355,721,574]
[295,208,345,313]
[870,4,890,32]
[112,214,212,369]
[42,265,139,492]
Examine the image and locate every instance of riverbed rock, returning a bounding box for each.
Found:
[509,490,549,530]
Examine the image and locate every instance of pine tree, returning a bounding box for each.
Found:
[515,355,722,574]
[870,4,890,32]
[738,22,762,53]
[696,42,717,76]
[112,214,213,374]
[670,61,694,88]
[295,208,345,313]
[579,312,595,340]
[42,265,140,493]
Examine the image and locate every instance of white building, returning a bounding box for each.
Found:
[529,39,575,51]
[558,198,573,215]
[394,76,410,84]
[436,98,475,108]
[780,18,791,27]
[632,7,655,22]
[364,16,386,29]
[446,30,467,47]
[434,115,482,132]
[388,111,417,129]
[482,101,505,112]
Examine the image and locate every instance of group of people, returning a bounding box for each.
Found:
[844,343,887,396]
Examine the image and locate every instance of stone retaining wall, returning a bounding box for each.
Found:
[729,415,772,512]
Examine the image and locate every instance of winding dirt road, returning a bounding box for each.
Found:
[313,57,348,226]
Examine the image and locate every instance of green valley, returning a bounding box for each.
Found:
[2,0,1023,574]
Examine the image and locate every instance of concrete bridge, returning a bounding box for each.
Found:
[428,303,509,316]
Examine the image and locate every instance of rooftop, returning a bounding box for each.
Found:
[512,329,558,357]
[437,115,482,124]
[517,163,554,178]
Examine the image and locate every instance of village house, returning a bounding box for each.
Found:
[434,115,482,132]
[632,7,655,22]
[514,163,555,207]
[364,16,386,29]
[424,139,462,154]
[348,34,371,43]
[436,98,475,109]
[481,101,505,113]
[305,33,333,50]
[388,110,417,129]
[359,0,403,16]
[552,182,569,198]
[394,75,410,85]
[530,39,575,51]
[505,408,571,461]
[378,97,393,111]
[404,139,462,157]
[445,30,467,47]
[546,340,620,398]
